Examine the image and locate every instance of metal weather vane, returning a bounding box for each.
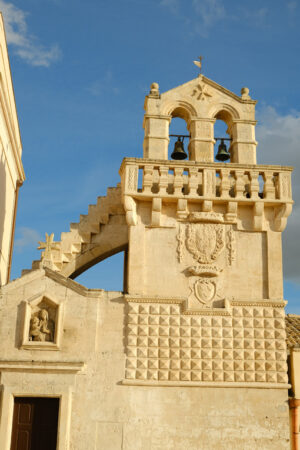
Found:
[193,56,203,74]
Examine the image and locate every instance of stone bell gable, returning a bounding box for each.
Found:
[143,74,257,163]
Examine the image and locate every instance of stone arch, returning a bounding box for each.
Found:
[163,100,197,123]
[27,184,129,281]
[162,101,197,160]
[62,222,128,279]
[209,103,240,127]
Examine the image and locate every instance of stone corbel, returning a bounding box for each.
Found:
[202,200,212,212]
[274,203,293,232]
[151,198,162,227]
[177,199,188,220]
[225,201,237,223]
[124,195,137,226]
[253,202,264,231]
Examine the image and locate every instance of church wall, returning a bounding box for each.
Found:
[0,271,290,449]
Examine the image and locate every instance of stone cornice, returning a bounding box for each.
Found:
[122,380,289,389]
[0,360,85,373]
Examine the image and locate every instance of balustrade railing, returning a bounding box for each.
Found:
[120,158,292,202]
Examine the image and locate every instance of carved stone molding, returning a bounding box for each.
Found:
[123,379,290,389]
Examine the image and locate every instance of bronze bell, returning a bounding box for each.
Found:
[216,139,230,161]
[171,137,188,160]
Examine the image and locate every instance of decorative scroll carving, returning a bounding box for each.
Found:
[226,226,236,265]
[186,223,225,264]
[274,203,293,232]
[188,264,220,276]
[29,308,55,342]
[176,224,184,263]
[124,195,137,226]
[127,166,138,191]
[188,212,224,223]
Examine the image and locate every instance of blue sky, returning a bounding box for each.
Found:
[2,0,300,313]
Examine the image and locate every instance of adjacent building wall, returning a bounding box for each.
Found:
[0,13,24,286]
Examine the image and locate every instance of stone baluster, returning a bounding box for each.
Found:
[263,171,276,199]
[188,168,199,196]
[143,165,154,194]
[220,168,231,198]
[249,170,259,199]
[173,167,184,196]
[202,168,216,197]
[159,166,169,194]
[234,170,245,198]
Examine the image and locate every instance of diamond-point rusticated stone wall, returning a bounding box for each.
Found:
[124,300,288,386]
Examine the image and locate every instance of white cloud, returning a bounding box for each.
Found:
[192,0,225,29]
[87,70,120,97]
[287,1,297,12]
[14,227,41,252]
[161,0,225,36]
[160,0,180,14]
[0,0,61,67]
[256,106,300,283]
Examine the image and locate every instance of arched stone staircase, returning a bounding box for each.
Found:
[24,184,128,279]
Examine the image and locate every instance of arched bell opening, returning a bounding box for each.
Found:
[213,110,234,163]
[168,107,191,161]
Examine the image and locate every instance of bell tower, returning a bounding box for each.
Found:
[120,68,293,393]
[143,75,257,164]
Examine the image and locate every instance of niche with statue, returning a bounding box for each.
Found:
[21,294,63,350]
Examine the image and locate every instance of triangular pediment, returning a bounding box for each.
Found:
[1,267,104,299]
[161,74,256,106]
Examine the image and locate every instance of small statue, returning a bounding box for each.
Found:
[29,309,53,342]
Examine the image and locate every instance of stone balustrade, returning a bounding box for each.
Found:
[120,158,293,203]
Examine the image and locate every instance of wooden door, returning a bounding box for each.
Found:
[11,397,59,450]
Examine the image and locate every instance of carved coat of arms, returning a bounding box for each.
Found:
[179,222,226,309]
[186,223,225,264]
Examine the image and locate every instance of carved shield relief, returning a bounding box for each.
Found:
[178,222,226,309]
[186,223,225,264]
[194,278,216,305]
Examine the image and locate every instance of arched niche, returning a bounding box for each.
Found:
[209,104,257,164]
[167,107,190,160]
[212,107,238,163]
[164,102,197,161]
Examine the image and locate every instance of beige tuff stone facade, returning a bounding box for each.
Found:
[0,14,25,286]
[0,68,298,449]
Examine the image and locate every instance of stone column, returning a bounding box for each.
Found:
[143,114,170,160]
[188,118,215,162]
[143,84,171,160]
[229,120,257,164]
